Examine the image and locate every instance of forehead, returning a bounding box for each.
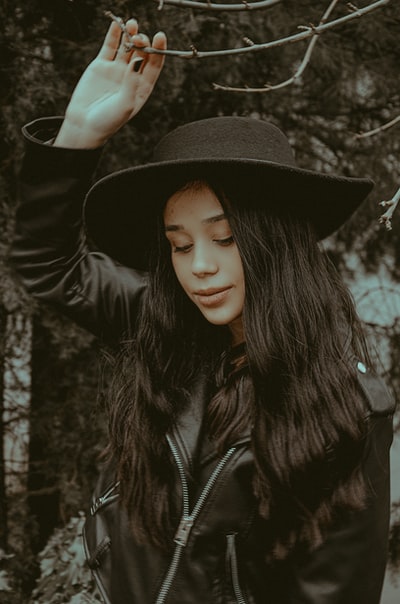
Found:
[163,182,224,225]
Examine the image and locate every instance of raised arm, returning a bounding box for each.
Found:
[55,19,166,149]
[10,21,167,344]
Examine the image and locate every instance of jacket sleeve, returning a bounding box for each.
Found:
[9,117,148,344]
[289,366,395,604]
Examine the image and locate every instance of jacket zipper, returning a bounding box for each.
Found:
[226,533,247,604]
[155,436,237,604]
[90,481,120,516]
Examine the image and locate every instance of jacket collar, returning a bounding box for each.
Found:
[170,372,251,471]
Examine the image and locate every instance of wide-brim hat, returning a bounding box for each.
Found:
[84,116,373,269]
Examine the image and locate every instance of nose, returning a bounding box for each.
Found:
[191,242,218,277]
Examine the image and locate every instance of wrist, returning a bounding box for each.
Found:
[54,117,107,150]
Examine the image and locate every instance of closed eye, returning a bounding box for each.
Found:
[173,243,193,253]
[171,236,234,253]
[215,236,234,246]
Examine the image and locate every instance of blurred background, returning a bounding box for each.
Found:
[0,1,399,602]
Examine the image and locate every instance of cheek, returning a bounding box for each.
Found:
[171,256,188,290]
[233,251,245,305]
[230,248,245,283]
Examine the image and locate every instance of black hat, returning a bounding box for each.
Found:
[84,116,373,269]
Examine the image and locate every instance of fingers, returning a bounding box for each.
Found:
[125,18,139,38]
[152,31,168,52]
[122,41,155,72]
[127,31,166,73]
[100,17,165,72]
[137,31,167,81]
[98,22,123,61]
[116,19,142,63]
[100,18,146,64]
[122,31,167,115]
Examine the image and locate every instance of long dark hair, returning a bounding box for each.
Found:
[106,178,370,557]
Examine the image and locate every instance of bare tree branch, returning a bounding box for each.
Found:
[106,0,391,59]
[213,0,340,92]
[154,0,282,11]
[106,2,398,229]
[352,115,400,228]
[354,114,400,139]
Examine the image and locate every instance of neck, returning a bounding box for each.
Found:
[229,316,244,347]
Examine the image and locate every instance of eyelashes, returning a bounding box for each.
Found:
[173,243,192,253]
[173,236,234,254]
[216,236,234,247]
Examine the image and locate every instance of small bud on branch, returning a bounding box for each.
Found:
[346,2,367,18]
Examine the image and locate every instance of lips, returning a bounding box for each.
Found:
[193,286,232,307]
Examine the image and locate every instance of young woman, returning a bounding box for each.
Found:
[11,19,394,604]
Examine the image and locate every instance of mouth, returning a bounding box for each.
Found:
[193,286,232,307]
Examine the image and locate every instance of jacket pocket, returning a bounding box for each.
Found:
[84,479,120,604]
[226,533,248,604]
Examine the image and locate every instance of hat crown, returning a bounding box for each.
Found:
[152,116,296,166]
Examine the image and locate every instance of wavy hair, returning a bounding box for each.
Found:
[105,178,370,557]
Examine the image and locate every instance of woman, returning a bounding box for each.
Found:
[11,19,394,604]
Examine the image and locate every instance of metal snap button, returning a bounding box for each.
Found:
[357,361,367,374]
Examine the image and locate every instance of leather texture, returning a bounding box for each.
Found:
[10,118,396,604]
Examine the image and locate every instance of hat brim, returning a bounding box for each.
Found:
[84,158,373,270]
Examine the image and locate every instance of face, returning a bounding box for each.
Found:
[164,183,245,344]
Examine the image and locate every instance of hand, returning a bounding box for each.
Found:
[55,19,167,149]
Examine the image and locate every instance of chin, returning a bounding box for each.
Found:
[199,308,240,327]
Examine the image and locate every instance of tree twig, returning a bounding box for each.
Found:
[354,114,400,139]
[353,114,400,229]
[213,0,340,92]
[379,187,400,231]
[154,0,282,10]
[106,0,391,59]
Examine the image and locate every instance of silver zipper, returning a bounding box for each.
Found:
[90,481,120,516]
[227,533,247,604]
[155,437,237,604]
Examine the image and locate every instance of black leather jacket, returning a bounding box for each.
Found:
[10,118,395,604]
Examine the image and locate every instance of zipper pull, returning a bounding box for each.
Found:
[90,481,120,516]
[174,516,194,547]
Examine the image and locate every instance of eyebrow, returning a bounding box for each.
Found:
[165,213,227,232]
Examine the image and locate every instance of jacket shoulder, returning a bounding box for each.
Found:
[355,361,396,416]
